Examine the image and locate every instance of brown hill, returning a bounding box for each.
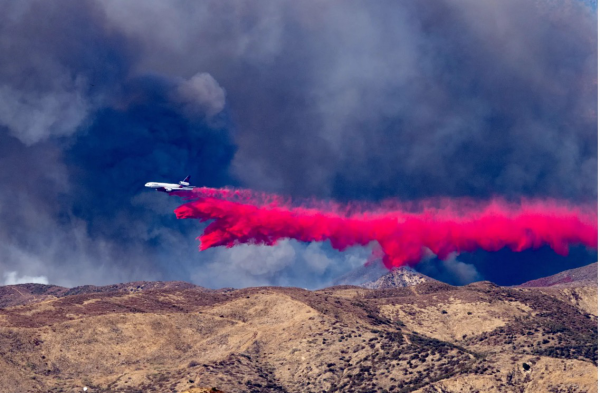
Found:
[517,263,598,317]
[0,283,68,309]
[0,279,596,392]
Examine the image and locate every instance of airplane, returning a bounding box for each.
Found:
[145,176,196,193]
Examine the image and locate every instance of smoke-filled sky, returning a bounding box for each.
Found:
[0,0,597,289]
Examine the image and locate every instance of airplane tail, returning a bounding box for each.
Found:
[179,175,190,186]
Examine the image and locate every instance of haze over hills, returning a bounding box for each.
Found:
[0,264,596,392]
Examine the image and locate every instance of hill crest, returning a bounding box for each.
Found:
[519,262,597,288]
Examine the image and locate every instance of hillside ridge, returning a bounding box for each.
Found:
[0,274,596,392]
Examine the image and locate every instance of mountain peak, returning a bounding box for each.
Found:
[333,260,437,289]
[361,266,436,289]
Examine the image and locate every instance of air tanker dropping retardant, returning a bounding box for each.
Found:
[145,176,196,193]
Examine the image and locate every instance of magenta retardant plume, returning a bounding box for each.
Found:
[174,187,598,269]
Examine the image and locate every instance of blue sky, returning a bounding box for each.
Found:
[0,0,596,288]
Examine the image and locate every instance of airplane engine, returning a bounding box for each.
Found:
[179,181,190,186]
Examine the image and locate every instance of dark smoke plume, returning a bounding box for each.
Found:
[0,0,595,287]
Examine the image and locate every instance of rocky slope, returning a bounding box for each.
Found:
[0,278,596,392]
[360,267,435,289]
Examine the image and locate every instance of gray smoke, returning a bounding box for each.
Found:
[0,0,595,288]
[99,0,597,201]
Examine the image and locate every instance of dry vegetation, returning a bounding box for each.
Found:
[0,279,596,393]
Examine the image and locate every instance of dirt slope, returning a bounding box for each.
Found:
[0,280,596,393]
[518,262,598,316]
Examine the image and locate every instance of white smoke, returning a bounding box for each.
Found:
[190,240,370,289]
[3,271,49,285]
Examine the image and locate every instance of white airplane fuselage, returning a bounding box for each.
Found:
[145,181,195,193]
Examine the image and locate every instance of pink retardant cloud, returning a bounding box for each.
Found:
[174,187,597,269]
